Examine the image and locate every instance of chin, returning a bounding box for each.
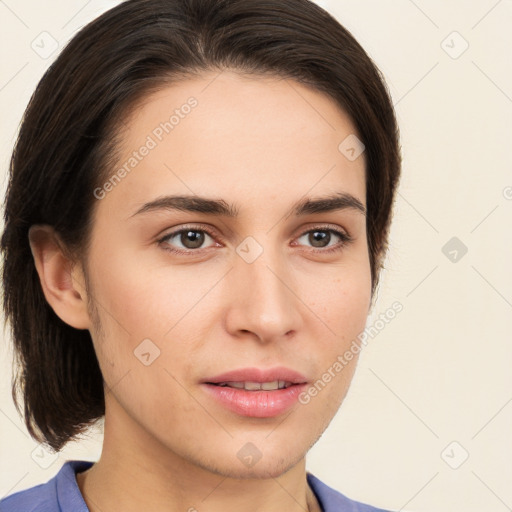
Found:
[221,457,301,480]
[197,444,307,480]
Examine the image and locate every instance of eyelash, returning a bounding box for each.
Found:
[157,224,354,256]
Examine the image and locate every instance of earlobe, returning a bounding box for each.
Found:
[28,225,91,330]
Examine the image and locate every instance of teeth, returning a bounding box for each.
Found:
[216,380,292,390]
[245,381,264,390]
[227,381,244,389]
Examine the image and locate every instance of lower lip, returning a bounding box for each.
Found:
[202,383,308,418]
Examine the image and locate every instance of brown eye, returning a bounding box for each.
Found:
[159,228,216,253]
[295,227,352,253]
[308,230,331,248]
[179,230,206,249]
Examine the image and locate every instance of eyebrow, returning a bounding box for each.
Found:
[130,191,366,218]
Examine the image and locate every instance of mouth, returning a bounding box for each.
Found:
[208,380,296,391]
[202,367,308,418]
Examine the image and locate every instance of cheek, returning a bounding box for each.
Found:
[299,257,371,407]
[90,247,202,339]
[85,259,201,418]
[85,245,219,387]
[305,261,372,342]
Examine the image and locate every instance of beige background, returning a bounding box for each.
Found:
[1,1,511,511]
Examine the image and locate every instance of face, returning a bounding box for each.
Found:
[82,70,371,478]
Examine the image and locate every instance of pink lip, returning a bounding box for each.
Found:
[204,366,307,385]
[202,366,308,418]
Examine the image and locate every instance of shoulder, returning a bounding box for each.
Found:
[0,460,93,512]
[307,472,395,512]
[0,479,57,512]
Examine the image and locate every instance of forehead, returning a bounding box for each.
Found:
[96,70,366,220]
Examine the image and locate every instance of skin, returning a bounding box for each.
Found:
[29,70,371,512]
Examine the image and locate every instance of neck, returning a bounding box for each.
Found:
[76,404,321,512]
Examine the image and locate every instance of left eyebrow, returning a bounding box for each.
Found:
[129,191,366,219]
[293,192,366,217]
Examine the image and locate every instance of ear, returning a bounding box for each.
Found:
[28,225,91,330]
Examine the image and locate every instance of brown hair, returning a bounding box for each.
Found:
[1,0,401,451]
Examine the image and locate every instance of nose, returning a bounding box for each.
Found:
[224,244,304,344]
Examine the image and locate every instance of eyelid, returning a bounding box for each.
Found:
[296,223,352,240]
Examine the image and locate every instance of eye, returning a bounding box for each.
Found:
[158,226,218,254]
[295,227,353,254]
[157,225,353,256]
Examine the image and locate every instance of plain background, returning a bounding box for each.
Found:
[0,1,511,511]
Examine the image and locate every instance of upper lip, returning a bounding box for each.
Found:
[204,366,308,384]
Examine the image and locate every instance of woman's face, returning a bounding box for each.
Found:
[83,70,371,478]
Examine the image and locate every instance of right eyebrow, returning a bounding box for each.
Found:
[130,195,238,218]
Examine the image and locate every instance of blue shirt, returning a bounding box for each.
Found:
[0,460,393,511]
